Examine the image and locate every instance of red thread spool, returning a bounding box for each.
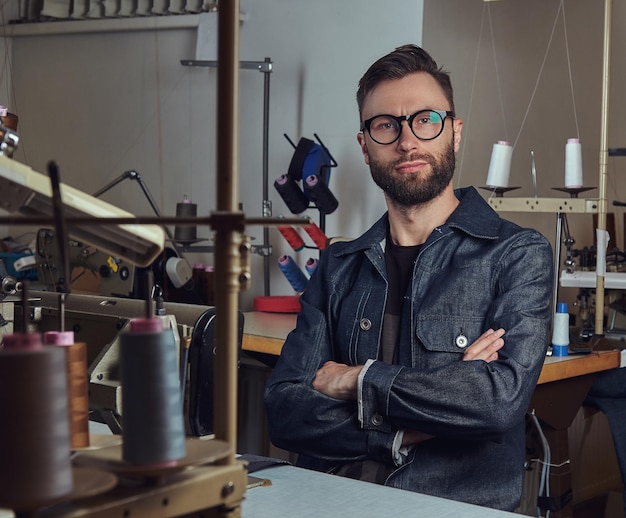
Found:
[277,225,305,251]
[303,219,328,250]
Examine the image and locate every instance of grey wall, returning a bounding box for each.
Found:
[2,1,623,312]
[3,1,423,309]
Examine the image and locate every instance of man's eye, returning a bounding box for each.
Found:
[374,120,396,131]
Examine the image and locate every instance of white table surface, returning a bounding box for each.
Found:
[242,464,518,518]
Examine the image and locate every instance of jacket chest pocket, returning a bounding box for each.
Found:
[414,315,486,366]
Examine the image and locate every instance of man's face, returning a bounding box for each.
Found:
[357,72,462,207]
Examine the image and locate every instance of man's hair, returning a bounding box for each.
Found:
[356,44,455,119]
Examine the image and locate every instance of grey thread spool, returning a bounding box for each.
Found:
[120,318,186,466]
[0,334,72,508]
[174,196,198,242]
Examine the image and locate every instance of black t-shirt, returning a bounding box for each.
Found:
[382,237,421,364]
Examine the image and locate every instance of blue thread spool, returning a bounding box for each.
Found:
[278,255,308,293]
[551,302,570,357]
[305,257,318,276]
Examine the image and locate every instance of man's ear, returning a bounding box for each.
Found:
[357,132,370,164]
[453,118,463,153]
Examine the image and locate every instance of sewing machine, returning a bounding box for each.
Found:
[24,290,243,437]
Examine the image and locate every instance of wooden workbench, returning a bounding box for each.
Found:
[242,311,623,385]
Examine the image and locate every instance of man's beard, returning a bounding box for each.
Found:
[369,139,456,207]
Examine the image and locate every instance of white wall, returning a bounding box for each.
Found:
[3,1,424,309]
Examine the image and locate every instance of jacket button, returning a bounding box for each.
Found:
[371,414,383,426]
[360,318,372,331]
[455,334,468,348]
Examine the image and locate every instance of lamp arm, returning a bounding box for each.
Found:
[93,170,183,252]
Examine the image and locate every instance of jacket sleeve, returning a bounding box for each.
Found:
[263,252,399,467]
[360,230,553,439]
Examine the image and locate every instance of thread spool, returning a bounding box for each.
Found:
[274,174,309,214]
[174,196,198,242]
[305,257,319,276]
[44,331,90,449]
[278,255,308,293]
[485,141,513,188]
[305,174,339,215]
[120,317,186,466]
[277,220,305,252]
[565,138,583,188]
[302,218,328,250]
[0,333,72,508]
[0,106,18,131]
[204,266,215,305]
[551,302,570,357]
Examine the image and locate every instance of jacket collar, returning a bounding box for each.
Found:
[333,186,501,257]
[447,186,502,240]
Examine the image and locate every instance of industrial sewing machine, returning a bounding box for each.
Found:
[557,212,626,343]
[20,290,244,438]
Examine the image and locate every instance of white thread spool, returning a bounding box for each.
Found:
[551,302,570,357]
[486,141,513,188]
[565,138,583,188]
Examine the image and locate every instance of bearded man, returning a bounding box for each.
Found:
[264,44,553,512]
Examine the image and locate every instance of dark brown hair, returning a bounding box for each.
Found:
[356,44,455,119]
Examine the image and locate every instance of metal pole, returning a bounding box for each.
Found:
[262,57,272,296]
[214,0,241,463]
[553,213,562,318]
[595,0,612,336]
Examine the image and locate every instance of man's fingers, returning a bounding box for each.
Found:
[463,328,505,362]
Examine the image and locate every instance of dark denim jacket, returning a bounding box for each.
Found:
[264,187,553,511]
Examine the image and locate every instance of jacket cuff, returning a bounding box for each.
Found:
[360,359,403,433]
[365,427,397,465]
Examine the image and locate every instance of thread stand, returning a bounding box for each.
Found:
[478,186,521,197]
[551,186,597,198]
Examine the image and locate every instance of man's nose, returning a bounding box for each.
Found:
[396,120,421,151]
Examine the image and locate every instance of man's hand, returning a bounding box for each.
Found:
[402,429,434,446]
[313,361,362,400]
[462,328,505,363]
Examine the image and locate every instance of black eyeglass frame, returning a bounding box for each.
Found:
[361,109,455,145]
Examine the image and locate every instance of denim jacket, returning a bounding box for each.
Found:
[264,186,553,511]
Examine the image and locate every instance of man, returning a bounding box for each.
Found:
[264,44,553,511]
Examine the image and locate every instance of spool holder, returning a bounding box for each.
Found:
[478,186,521,197]
[551,186,597,198]
[283,132,338,240]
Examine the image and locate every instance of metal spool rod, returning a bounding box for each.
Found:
[214,0,241,464]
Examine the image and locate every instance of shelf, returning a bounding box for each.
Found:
[2,10,247,37]
[561,270,626,289]
[488,197,599,214]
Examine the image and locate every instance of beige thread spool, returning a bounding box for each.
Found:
[44,331,90,449]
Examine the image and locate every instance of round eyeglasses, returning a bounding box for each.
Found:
[361,109,455,145]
